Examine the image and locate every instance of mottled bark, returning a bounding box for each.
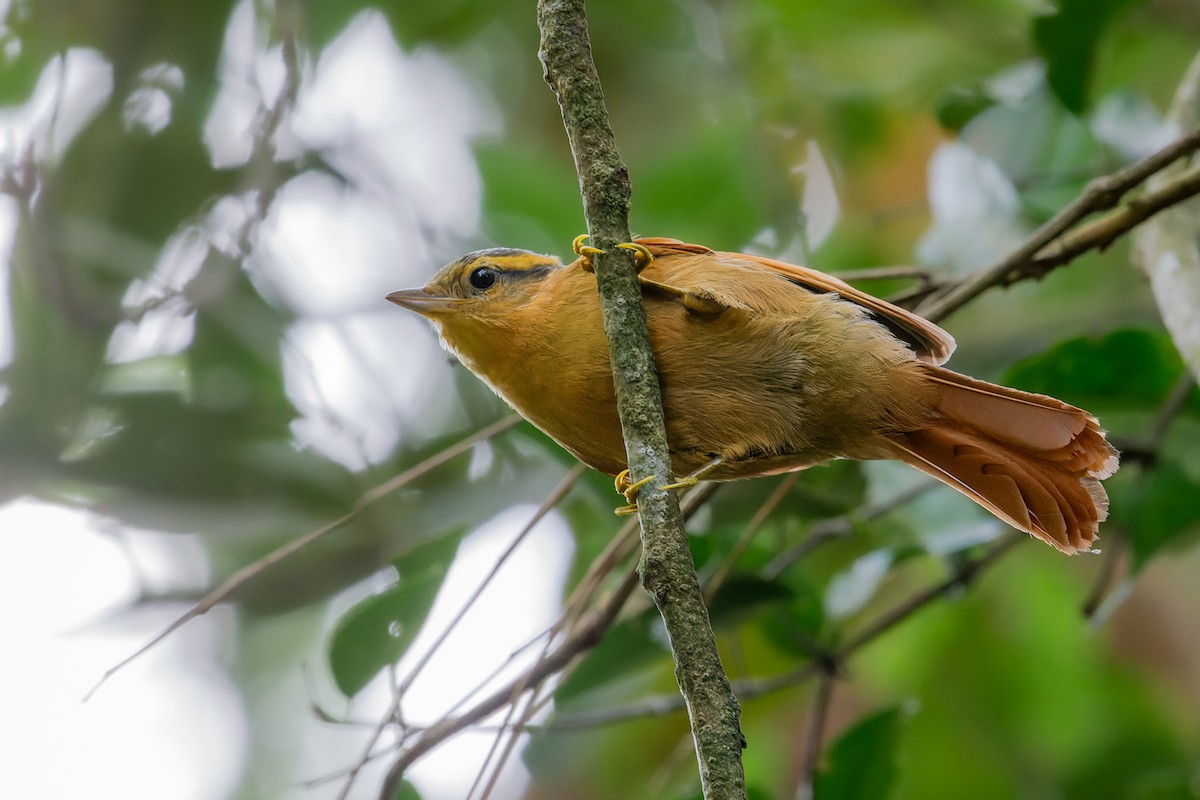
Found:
[536,2,747,797]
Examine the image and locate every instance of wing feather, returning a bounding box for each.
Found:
[635,237,956,364]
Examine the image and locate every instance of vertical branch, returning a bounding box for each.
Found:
[536,2,747,798]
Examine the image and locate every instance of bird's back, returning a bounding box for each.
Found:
[635,251,935,478]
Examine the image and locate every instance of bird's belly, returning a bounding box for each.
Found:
[490,362,630,476]
[476,296,924,481]
[650,307,923,478]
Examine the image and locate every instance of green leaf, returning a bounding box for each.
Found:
[1109,460,1200,568]
[783,461,868,518]
[760,575,826,657]
[815,707,906,800]
[1032,0,1145,114]
[553,610,669,712]
[1004,329,1197,413]
[390,779,423,800]
[934,84,996,131]
[707,574,795,629]
[327,531,462,697]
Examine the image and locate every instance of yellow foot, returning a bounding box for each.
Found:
[615,241,654,272]
[660,475,700,492]
[573,234,605,272]
[573,237,654,274]
[613,468,656,516]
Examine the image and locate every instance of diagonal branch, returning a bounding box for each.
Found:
[86,414,522,701]
[337,462,586,800]
[917,126,1200,321]
[376,484,719,799]
[548,533,1023,730]
[1019,160,1200,282]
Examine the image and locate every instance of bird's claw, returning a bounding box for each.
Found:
[573,236,654,274]
[573,234,606,272]
[613,468,656,516]
[612,469,701,515]
[615,241,654,272]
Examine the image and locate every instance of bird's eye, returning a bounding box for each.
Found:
[468,267,498,291]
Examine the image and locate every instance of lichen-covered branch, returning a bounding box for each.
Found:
[535,1,747,798]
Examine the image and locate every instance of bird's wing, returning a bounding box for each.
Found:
[635,237,956,365]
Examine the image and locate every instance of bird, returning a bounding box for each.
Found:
[388,236,1119,554]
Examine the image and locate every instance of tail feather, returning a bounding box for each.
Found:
[885,366,1119,554]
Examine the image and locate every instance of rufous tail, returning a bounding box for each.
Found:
[884,366,1119,554]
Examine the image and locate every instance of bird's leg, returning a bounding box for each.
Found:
[612,457,724,516]
[574,236,719,314]
[637,278,726,315]
[614,469,656,516]
[662,456,724,491]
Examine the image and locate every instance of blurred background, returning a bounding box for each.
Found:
[1,1,1199,798]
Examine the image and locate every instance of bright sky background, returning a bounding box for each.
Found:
[0,4,575,798]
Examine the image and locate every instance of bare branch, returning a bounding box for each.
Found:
[378,567,643,796]
[918,127,1200,321]
[548,534,1022,729]
[376,483,719,798]
[795,671,837,800]
[1024,161,1200,280]
[86,415,522,701]
[336,462,585,800]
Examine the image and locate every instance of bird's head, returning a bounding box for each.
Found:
[387,247,563,321]
[387,247,569,374]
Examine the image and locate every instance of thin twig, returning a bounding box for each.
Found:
[1110,371,1196,467]
[471,684,543,800]
[794,671,837,800]
[1083,373,1194,616]
[840,533,1022,651]
[918,127,1200,321]
[337,462,584,800]
[704,475,799,603]
[1021,161,1200,281]
[1145,373,1198,447]
[375,483,718,798]
[85,415,522,701]
[548,534,1022,729]
[763,481,938,578]
[474,666,564,800]
[403,464,586,699]
[1081,535,1126,620]
[378,566,642,798]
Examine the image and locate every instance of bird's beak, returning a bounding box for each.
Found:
[386,288,467,317]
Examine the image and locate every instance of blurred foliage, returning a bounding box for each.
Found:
[1033,0,1148,113]
[814,706,906,800]
[328,529,464,696]
[2,1,1200,799]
